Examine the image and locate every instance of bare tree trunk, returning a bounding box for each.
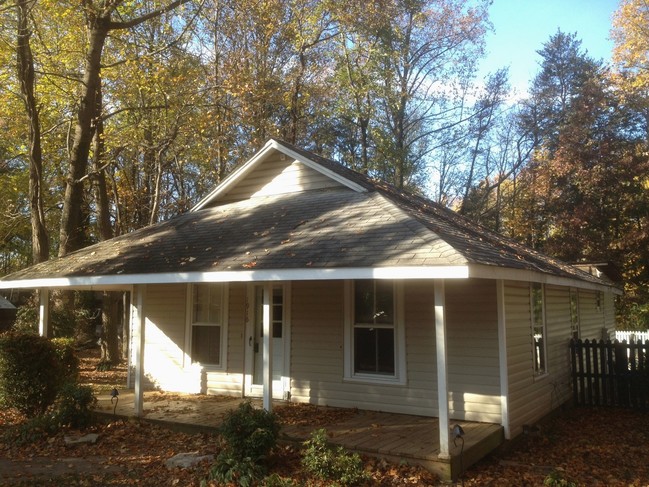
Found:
[59,18,109,257]
[99,291,121,364]
[16,0,49,264]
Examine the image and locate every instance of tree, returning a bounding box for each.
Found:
[15,0,49,265]
[58,0,192,257]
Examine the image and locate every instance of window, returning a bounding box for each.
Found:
[570,289,580,339]
[345,280,404,383]
[190,283,225,366]
[531,283,547,375]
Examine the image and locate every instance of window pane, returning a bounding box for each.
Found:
[193,284,221,324]
[354,327,376,373]
[354,327,395,375]
[192,325,221,365]
[208,285,222,323]
[376,328,395,373]
[375,281,394,324]
[531,283,546,374]
[354,280,374,323]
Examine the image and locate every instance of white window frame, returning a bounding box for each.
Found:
[343,279,406,385]
[530,282,548,377]
[185,283,228,370]
[570,288,580,339]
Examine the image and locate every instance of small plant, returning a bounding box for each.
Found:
[544,469,577,487]
[206,451,264,487]
[301,428,369,486]
[206,401,280,486]
[261,473,297,486]
[6,414,60,445]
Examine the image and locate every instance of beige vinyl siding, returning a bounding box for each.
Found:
[219,154,344,203]
[503,280,548,437]
[579,290,609,339]
[290,279,500,420]
[446,279,501,423]
[141,284,201,393]
[136,283,246,396]
[291,279,440,415]
[544,285,573,407]
[204,282,246,396]
[504,281,583,436]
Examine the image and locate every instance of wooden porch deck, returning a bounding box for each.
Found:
[96,390,503,481]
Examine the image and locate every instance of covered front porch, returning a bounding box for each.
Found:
[96,390,504,481]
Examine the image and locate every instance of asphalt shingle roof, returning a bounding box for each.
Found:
[0,139,608,287]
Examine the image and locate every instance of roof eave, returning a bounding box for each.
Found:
[469,263,623,294]
[0,265,471,290]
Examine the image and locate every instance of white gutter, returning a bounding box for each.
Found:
[0,265,470,289]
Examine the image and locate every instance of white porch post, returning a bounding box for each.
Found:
[497,279,511,439]
[435,279,451,460]
[38,289,50,338]
[132,285,146,417]
[262,282,273,412]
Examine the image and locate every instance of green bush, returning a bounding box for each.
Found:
[0,332,69,417]
[218,400,279,461]
[206,401,280,486]
[53,383,96,429]
[51,337,80,382]
[301,429,369,486]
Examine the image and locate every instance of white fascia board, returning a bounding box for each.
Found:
[191,140,277,212]
[468,264,622,294]
[269,142,368,194]
[0,265,470,290]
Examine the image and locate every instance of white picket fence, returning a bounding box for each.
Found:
[615,330,649,342]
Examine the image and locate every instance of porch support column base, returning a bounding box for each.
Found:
[437,453,451,461]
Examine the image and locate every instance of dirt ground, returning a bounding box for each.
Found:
[1,348,649,486]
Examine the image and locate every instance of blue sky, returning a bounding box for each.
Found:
[478,0,620,95]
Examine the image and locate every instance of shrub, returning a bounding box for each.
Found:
[0,332,68,417]
[53,383,96,429]
[206,401,279,486]
[52,337,80,381]
[301,429,369,486]
[217,400,279,461]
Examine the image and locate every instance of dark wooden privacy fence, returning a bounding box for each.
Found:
[570,339,649,409]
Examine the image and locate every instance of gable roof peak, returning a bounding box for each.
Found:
[191,139,371,211]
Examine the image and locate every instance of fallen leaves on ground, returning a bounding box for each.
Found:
[2,348,649,485]
[463,407,649,486]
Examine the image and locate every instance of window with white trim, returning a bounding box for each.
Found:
[345,279,405,383]
[531,283,547,375]
[570,288,580,339]
[190,283,225,366]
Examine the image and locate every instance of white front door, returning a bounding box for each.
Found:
[245,284,289,399]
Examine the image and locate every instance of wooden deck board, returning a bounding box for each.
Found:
[96,391,503,482]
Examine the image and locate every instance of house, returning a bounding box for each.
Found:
[0,139,619,476]
[0,295,17,332]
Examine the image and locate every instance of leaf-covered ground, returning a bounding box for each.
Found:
[1,349,648,486]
